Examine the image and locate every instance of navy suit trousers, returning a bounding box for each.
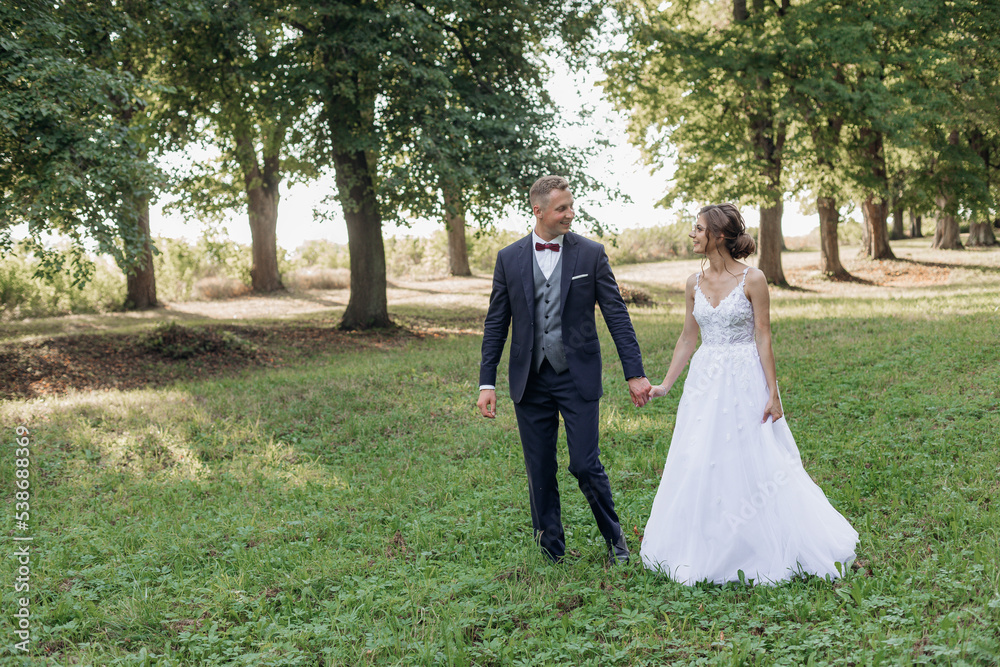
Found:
[513,359,623,561]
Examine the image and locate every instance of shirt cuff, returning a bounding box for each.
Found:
[479,385,496,391]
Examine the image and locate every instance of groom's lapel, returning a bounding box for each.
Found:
[559,233,580,317]
[517,234,535,313]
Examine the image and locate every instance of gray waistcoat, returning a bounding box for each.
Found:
[532,254,568,373]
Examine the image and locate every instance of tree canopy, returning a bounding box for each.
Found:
[604,0,1000,280]
[0,1,161,284]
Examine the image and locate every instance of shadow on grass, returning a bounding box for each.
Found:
[896,256,1000,274]
[818,272,876,286]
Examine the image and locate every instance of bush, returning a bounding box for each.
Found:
[192,277,252,300]
[838,219,864,246]
[0,248,126,320]
[384,232,451,279]
[618,283,656,307]
[289,240,350,270]
[284,268,351,290]
[140,322,255,359]
[602,221,695,265]
[153,235,255,302]
[468,229,524,273]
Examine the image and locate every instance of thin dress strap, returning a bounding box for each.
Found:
[739,267,750,288]
[696,272,702,287]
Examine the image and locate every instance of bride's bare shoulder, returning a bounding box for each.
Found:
[744,266,768,286]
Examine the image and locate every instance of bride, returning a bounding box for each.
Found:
[640,203,858,585]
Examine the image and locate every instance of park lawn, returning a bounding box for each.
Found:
[1,277,999,665]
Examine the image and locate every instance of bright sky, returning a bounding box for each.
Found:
[148,67,820,251]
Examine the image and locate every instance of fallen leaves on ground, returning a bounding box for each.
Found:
[0,323,421,400]
[787,257,951,287]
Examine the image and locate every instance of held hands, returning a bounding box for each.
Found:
[648,383,668,399]
[480,379,659,415]
[477,389,497,419]
[628,376,653,408]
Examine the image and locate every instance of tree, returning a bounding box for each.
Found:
[161,0,316,292]
[77,0,168,309]
[287,0,605,329]
[0,1,161,293]
[955,0,1000,247]
[780,7,855,280]
[604,0,793,284]
[377,4,611,278]
[909,210,923,238]
[896,0,1000,250]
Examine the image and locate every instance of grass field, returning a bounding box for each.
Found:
[1,240,999,665]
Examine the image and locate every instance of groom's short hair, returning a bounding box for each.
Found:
[529,175,570,210]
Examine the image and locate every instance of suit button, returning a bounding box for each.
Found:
[546,283,550,288]
[545,299,549,304]
[544,330,549,334]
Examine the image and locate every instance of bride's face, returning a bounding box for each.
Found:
[690,216,712,254]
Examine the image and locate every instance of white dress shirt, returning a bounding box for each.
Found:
[532,232,563,280]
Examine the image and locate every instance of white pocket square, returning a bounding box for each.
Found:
[571,273,589,280]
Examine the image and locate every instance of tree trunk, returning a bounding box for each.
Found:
[333,146,391,330]
[750,102,785,284]
[235,131,284,293]
[758,200,786,285]
[909,209,922,238]
[124,194,157,309]
[444,190,471,276]
[861,205,870,250]
[247,184,283,292]
[932,194,964,249]
[890,205,905,240]
[859,128,895,259]
[861,196,895,259]
[817,196,849,279]
[967,220,996,246]
[734,0,748,21]
[113,74,156,311]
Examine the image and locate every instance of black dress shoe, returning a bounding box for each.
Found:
[608,534,630,566]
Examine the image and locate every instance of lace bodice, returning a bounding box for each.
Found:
[694,268,755,346]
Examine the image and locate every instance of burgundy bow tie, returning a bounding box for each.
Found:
[535,242,560,252]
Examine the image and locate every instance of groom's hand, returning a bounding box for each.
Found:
[628,376,652,408]
[477,389,497,418]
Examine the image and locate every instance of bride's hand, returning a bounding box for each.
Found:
[649,384,668,399]
[761,397,783,423]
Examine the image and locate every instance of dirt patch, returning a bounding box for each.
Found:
[787,258,952,287]
[0,324,418,400]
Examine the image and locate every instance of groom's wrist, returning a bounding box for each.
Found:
[479,385,496,391]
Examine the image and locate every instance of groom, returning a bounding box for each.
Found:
[477,175,651,565]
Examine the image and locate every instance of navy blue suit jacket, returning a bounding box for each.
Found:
[479,232,645,403]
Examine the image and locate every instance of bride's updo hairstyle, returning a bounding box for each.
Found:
[698,203,756,259]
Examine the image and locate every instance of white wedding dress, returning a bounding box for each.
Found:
[640,268,858,585]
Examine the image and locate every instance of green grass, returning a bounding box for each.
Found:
[1,273,999,664]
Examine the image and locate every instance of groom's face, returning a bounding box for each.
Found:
[534,187,575,240]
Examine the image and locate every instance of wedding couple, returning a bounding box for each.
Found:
[476,175,858,585]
